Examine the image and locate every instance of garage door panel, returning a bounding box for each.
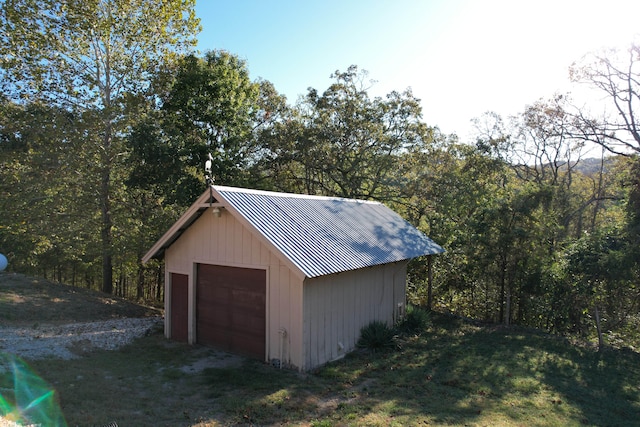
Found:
[232,292,265,310]
[230,315,263,335]
[198,306,230,327]
[231,331,264,356]
[198,285,228,302]
[198,328,228,349]
[196,264,266,359]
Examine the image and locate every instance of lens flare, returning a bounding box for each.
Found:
[0,353,67,426]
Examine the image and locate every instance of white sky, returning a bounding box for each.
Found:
[195,0,640,140]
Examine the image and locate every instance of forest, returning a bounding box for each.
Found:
[1,1,639,349]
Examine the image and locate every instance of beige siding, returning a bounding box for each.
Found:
[302,261,408,371]
[165,207,305,368]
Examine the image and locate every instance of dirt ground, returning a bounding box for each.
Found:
[0,272,161,326]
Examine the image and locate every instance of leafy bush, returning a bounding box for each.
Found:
[357,320,397,351]
[399,305,431,334]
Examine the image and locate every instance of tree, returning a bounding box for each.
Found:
[569,40,640,155]
[397,138,510,318]
[506,96,602,240]
[265,66,429,200]
[0,98,99,282]
[0,0,200,293]
[562,228,636,349]
[126,51,274,299]
[162,51,261,190]
[128,51,263,206]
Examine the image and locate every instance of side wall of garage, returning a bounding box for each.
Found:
[302,261,408,371]
[164,206,305,368]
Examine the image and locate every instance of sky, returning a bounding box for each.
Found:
[195,0,640,139]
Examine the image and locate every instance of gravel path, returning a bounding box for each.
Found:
[0,317,163,360]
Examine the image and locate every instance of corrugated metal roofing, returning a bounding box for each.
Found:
[215,186,444,278]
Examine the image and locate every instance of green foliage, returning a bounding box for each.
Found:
[398,305,431,334]
[0,0,200,106]
[624,156,640,237]
[259,65,431,199]
[357,320,397,351]
[400,89,640,341]
[310,420,333,427]
[0,99,100,279]
[564,229,632,284]
[128,50,262,206]
[0,0,200,293]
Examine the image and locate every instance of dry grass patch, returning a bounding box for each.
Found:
[0,272,159,326]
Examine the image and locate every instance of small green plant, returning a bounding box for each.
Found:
[399,305,431,334]
[310,420,333,427]
[357,320,397,351]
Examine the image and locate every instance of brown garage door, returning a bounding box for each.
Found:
[170,273,189,342]
[196,264,266,359]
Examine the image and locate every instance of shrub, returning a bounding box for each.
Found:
[357,320,397,351]
[399,305,431,334]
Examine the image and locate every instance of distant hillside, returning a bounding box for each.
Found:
[573,156,617,177]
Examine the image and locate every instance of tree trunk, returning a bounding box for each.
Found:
[505,288,511,326]
[136,262,145,300]
[595,304,604,351]
[590,148,606,231]
[156,265,163,301]
[101,160,113,294]
[427,255,433,310]
[100,35,114,295]
[499,254,506,324]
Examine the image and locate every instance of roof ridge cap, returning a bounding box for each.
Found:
[214,186,380,204]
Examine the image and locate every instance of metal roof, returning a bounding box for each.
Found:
[214,186,444,278]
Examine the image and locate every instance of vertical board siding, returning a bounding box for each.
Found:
[392,265,406,321]
[165,208,304,368]
[303,262,407,371]
[289,265,304,368]
[167,209,273,273]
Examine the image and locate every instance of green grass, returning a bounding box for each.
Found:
[4,275,637,425]
[192,313,640,426]
[13,313,640,426]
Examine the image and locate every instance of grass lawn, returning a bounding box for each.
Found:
[2,273,639,426]
[15,315,639,426]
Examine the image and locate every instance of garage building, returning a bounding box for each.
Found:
[143,186,443,371]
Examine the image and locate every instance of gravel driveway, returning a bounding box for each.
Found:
[0,317,163,360]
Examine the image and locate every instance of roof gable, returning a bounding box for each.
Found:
[143,186,444,278]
